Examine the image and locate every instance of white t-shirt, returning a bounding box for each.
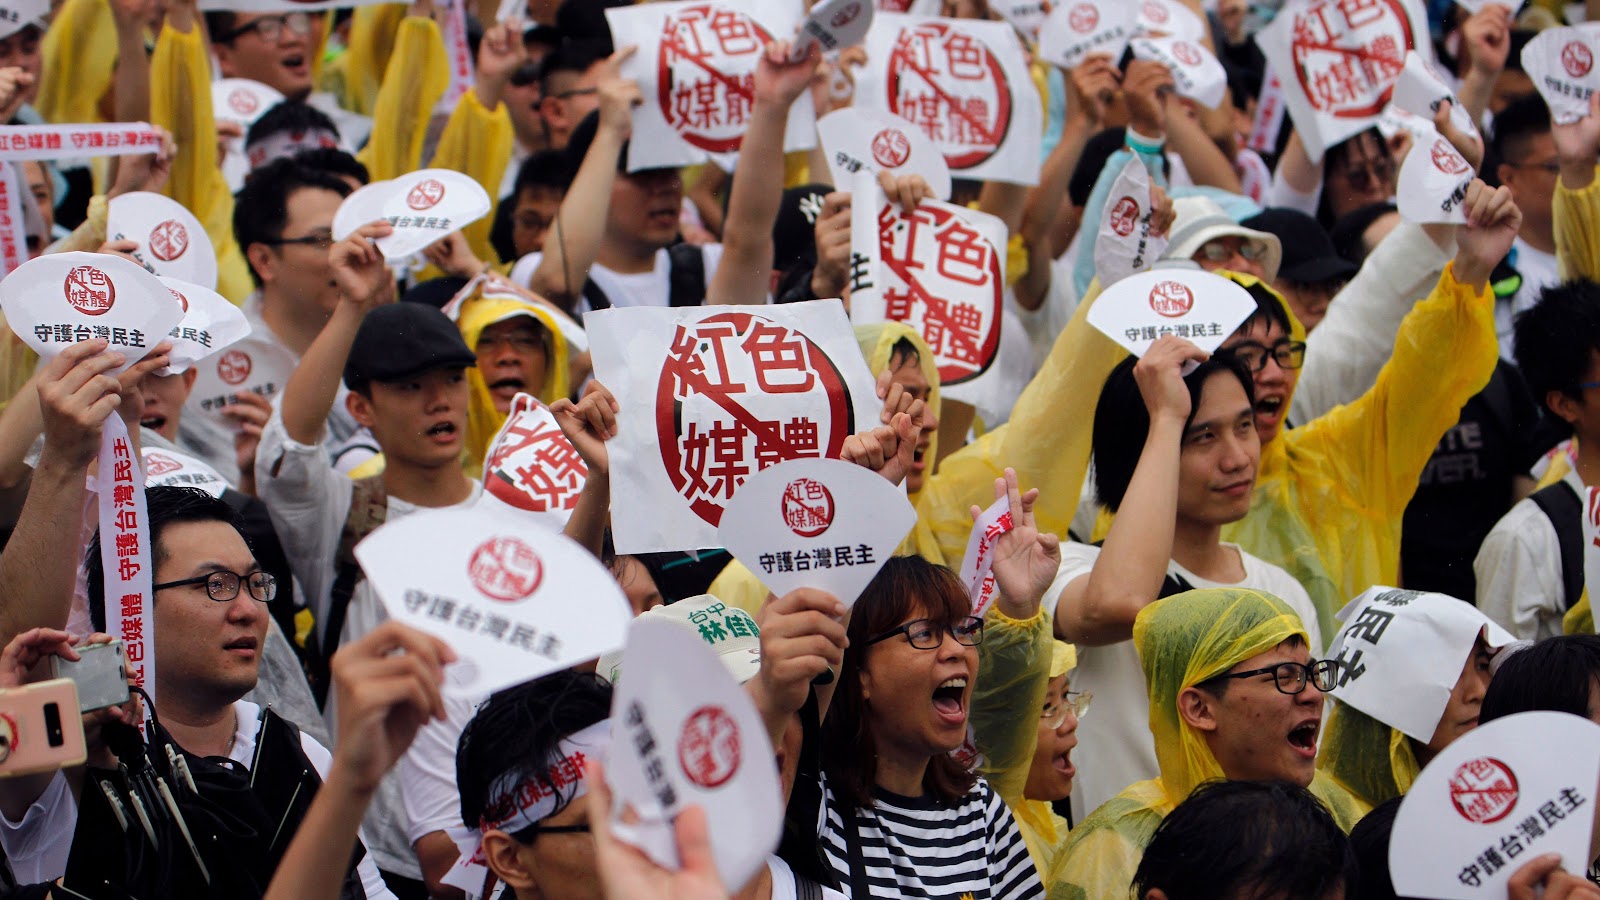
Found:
[0,700,393,898]
[1474,467,1584,641]
[1496,238,1560,361]
[1048,541,1322,823]
[508,244,726,315]
[401,690,482,847]
[254,408,482,878]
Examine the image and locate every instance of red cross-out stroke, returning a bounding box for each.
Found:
[881,248,988,366]
[785,490,830,528]
[675,361,813,460]
[888,41,1001,147]
[1293,38,1405,70]
[663,20,756,103]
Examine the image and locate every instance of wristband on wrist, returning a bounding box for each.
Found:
[1125,128,1166,154]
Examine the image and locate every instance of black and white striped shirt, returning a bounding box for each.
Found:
[818,774,1044,900]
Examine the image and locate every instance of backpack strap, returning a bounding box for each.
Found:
[1088,542,1196,600]
[1529,481,1585,611]
[667,243,708,307]
[581,277,612,312]
[309,475,388,708]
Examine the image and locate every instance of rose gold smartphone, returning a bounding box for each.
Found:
[0,679,86,778]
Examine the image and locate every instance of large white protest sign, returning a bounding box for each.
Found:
[1039,0,1136,71]
[156,277,250,375]
[1397,125,1475,224]
[1132,35,1228,108]
[182,336,298,429]
[1326,587,1514,742]
[792,0,873,60]
[960,496,1013,619]
[108,192,218,291]
[1390,711,1600,898]
[1087,267,1257,358]
[142,447,229,498]
[1094,156,1171,292]
[1525,26,1600,124]
[0,163,26,281]
[606,0,815,171]
[1136,0,1207,40]
[0,252,182,372]
[356,502,632,697]
[608,617,782,891]
[718,457,916,609]
[849,196,1008,388]
[1254,0,1432,162]
[587,301,879,554]
[0,123,163,161]
[817,107,953,200]
[859,12,1042,185]
[480,392,588,529]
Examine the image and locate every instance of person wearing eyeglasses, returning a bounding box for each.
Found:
[1057,587,1361,899]
[536,41,610,152]
[1047,336,1321,823]
[0,486,396,897]
[1489,95,1563,357]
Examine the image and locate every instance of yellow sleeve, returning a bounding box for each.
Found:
[337,3,409,117]
[38,0,118,125]
[152,24,250,304]
[1554,170,1600,282]
[917,277,1123,567]
[972,606,1051,804]
[1289,263,1497,518]
[429,90,513,265]
[355,16,449,182]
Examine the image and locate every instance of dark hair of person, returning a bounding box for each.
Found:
[293,147,370,187]
[203,11,241,42]
[1480,635,1600,723]
[456,669,613,838]
[821,555,977,811]
[1328,202,1397,266]
[489,151,574,261]
[1091,353,1257,512]
[1512,280,1600,416]
[1489,93,1552,173]
[85,486,245,633]
[245,101,340,150]
[1233,280,1294,336]
[233,159,353,286]
[537,39,610,96]
[1347,796,1403,900]
[1132,779,1357,900]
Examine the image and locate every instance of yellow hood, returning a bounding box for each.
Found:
[854,321,941,500]
[458,295,571,479]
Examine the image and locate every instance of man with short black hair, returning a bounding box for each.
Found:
[536,40,608,151]
[1491,93,1562,352]
[244,101,342,172]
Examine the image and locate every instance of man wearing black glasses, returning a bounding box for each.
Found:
[0,486,396,897]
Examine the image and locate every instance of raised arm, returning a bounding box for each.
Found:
[705,41,818,305]
[1553,91,1600,281]
[1455,4,1510,127]
[356,0,449,182]
[553,382,618,559]
[426,19,521,266]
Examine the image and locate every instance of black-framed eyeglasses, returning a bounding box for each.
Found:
[153,570,278,603]
[1339,158,1395,190]
[219,11,313,43]
[1205,659,1342,695]
[1222,340,1307,373]
[865,616,984,650]
[261,229,334,251]
[1199,238,1268,263]
[1506,159,1562,175]
[550,87,598,101]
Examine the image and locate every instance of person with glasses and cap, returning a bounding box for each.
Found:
[0,486,394,896]
[1046,334,1321,822]
[1056,587,1360,899]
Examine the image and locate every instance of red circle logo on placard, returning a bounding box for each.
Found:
[1449,757,1519,824]
[407,179,446,211]
[658,4,774,154]
[1431,138,1469,175]
[1290,0,1412,119]
[830,1,861,28]
[1068,2,1098,32]
[217,350,252,386]
[64,266,115,316]
[678,706,740,789]
[168,288,189,313]
[781,477,835,538]
[228,89,259,116]
[654,312,855,528]
[1565,41,1594,78]
[1172,41,1203,67]
[144,452,182,477]
[467,536,545,602]
[1149,280,1194,318]
[885,21,1013,170]
[149,220,189,262]
[1143,0,1169,24]
[1109,196,1140,237]
[871,128,912,168]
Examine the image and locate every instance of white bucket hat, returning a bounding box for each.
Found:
[1161,196,1283,283]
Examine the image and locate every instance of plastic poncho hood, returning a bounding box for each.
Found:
[458,294,571,478]
[855,320,941,492]
[1134,586,1310,808]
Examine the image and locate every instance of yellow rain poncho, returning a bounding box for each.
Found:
[707,322,944,615]
[920,264,1496,642]
[458,294,571,479]
[38,0,117,127]
[974,633,1075,900]
[1316,703,1416,818]
[1055,588,1335,900]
